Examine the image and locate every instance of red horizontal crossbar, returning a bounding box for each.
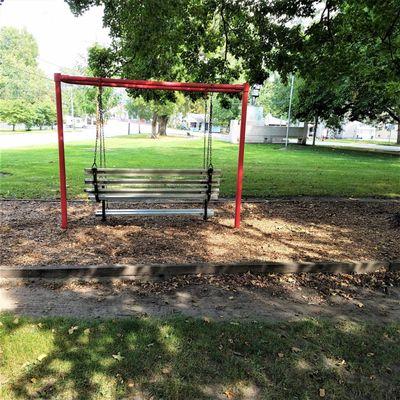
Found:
[54,74,245,93]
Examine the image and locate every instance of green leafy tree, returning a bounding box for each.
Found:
[62,46,120,121]
[125,97,152,134]
[212,95,240,127]
[0,27,50,102]
[65,0,242,138]
[244,1,400,145]
[66,1,400,143]
[148,100,177,138]
[287,1,400,144]
[0,99,35,130]
[33,101,57,130]
[258,78,301,121]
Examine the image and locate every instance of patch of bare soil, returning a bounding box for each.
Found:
[1,272,399,322]
[0,199,399,266]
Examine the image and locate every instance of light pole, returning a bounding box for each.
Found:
[70,88,75,130]
[285,74,295,148]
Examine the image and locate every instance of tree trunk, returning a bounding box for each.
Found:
[312,116,318,146]
[397,121,400,145]
[12,124,15,131]
[158,115,168,136]
[151,112,158,138]
[138,118,141,134]
[300,122,308,145]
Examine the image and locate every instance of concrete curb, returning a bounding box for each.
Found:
[0,260,397,280]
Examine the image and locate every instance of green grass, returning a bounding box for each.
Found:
[0,136,399,198]
[0,314,399,399]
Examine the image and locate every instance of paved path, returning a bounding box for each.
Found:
[315,139,399,153]
[0,121,188,149]
[0,281,398,322]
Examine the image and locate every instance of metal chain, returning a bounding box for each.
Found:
[203,95,208,169]
[93,86,106,168]
[99,86,106,168]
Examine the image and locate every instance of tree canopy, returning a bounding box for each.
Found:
[0,27,50,102]
[0,27,56,130]
[65,0,400,143]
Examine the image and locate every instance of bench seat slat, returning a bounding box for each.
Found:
[95,209,215,217]
[85,188,219,194]
[85,168,221,173]
[88,194,218,201]
[84,178,219,185]
[84,168,221,176]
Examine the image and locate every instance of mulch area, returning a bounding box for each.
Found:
[0,199,399,267]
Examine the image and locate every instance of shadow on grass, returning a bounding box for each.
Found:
[1,314,399,399]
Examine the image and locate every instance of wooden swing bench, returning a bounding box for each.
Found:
[84,167,221,220]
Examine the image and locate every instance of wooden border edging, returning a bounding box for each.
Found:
[0,260,397,280]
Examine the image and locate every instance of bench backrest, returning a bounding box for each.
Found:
[84,168,221,202]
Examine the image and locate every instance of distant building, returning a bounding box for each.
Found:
[229,106,308,143]
[179,113,222,133]
[338,121,376,140]
[323,120,396,141]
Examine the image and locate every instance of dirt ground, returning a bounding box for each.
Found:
[0,199,399,267]
[1,272,399,322]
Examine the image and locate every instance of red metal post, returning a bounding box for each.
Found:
[57,74,244,93]
[54,73,68,229]
[234,82,250,228]
[53,73,248,229]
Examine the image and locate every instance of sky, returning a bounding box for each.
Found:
[0,0,110,76]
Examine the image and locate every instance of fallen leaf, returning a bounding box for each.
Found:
[30,377,37,383]
[203,317,211,323]
[356,302,364,308]
[277,352,284,358]
[161,366,172,374]
[112,352,124,361]
[84,328,91,335]
[68,326,79,335]
[13,318,19,325]
[37,323,43,328]
[319,388,325,397]
[367,352,374,357]
[291,347,301,353]
[37,354,47,362]
[224,389,235,399]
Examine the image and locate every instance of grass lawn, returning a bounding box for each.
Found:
[1,314,399,399]
[0,135,399,199]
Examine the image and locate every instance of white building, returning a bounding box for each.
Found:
[180,113,222,133]
[229,106,309,144]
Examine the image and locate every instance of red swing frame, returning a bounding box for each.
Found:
[54,73,250,229]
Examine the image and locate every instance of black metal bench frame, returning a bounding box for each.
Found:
[85,167,221,220]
